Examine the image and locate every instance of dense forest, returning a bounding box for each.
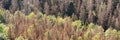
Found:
[0,0,120,40]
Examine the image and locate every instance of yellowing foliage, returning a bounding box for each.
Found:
[92,33,101,40]
[72,20,81,27]
[27,24,34,35]
[78,36,82,40]
[57,17,64,24]
[15,35,27,40]
[27,12,35,19]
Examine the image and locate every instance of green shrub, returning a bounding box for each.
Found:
[0,23,8,40]
[87,23,95,31]
[39,11,43,18]
[0,10,5,23]
[38,11,43,20]
[72,20,83,31]
[72,20,82,27]
[47,15,56,25]
[84,31,91,40]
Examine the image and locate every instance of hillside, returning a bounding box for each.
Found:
[0,0,120,40]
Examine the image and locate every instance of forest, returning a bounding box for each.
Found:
[0,0,120,40]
